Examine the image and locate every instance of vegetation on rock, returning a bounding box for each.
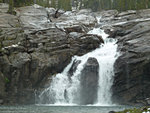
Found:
[1,0,150,11]
[0,30,2,51]
[116,107,150,113]
[5,77,10,83]
[7,0,14,14]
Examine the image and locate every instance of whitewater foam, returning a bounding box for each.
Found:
[39,17,120,106]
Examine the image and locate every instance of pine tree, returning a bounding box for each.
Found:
[8,0,15,14]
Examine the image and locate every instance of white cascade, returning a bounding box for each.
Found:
[39,17,120,106]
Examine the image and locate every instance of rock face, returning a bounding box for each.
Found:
[0,72,5,103]
[99,9,150,105]
[0,4,103,105]
[1,3,150,105]
[68,57,99,105]
[80,57,99,105]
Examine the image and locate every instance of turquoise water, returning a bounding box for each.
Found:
[0,105,133,113]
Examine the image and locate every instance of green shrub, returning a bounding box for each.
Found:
[5,77,10,83]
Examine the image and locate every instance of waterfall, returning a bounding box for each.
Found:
[39,17,120,106]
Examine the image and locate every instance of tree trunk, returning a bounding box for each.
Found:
[8,0,14,14]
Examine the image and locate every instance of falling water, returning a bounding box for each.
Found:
[39,17,120,106]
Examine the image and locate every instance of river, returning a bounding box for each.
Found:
[0,105,133,113]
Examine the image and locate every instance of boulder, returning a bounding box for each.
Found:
[108,111,116,113]
[80,57,99,105]
[67,57,99,105]
[0,99,3,105]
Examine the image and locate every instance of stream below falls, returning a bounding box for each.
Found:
[0,105,133,113]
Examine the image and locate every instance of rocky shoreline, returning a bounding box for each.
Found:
[0,3,150,105]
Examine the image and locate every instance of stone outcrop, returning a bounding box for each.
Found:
[67,57,99,105]
[99,9,150,105]
[0,4,103,105]
[1,3,150,105]
[80,57,99,105]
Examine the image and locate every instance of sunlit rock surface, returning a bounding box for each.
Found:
[16,4,96,31]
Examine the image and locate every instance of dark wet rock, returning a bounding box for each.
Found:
[64,25,84,33]
[0,99,3,105]
[67,57,99,105]
[0,27,103,105]
[0,72,5,100]
[52,9,64,18]
[99,8,150,105]
[108,111,116,113]
[46,8,65,19]
[112,21,150,105]
[68,60,81,77]
[80,57,99,105]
